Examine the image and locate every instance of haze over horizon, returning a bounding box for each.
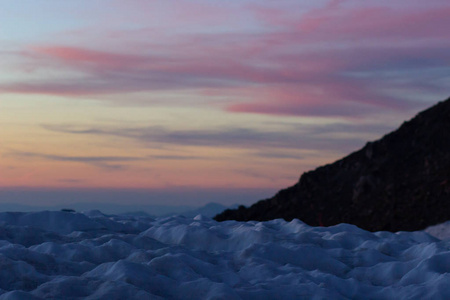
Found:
[1,0,449,207]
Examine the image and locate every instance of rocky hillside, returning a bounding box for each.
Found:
[215,97,450,232]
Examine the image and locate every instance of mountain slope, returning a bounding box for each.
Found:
[215,97,450,232]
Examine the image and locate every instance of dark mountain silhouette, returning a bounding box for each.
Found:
[215,97,450,232]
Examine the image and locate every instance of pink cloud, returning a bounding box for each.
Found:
[226,1,450,116]
[226,76,410,118]
[253,1,450,41]
[31,46,156,71]
[1,0,448,116]
[324,7,450,42]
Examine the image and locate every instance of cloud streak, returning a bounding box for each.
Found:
[0,1,448,117]
[9,151,142,170]
[0,1,450,117]
[40,122,391,156]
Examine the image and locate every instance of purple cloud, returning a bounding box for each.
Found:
[0,0,448,118]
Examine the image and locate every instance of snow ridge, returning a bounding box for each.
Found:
[0,210,449,299]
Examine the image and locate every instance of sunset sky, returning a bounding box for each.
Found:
[1,0,449,206]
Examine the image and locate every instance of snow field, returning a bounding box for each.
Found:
[0,211,448,299]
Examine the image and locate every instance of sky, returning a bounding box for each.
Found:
[0,0,449,207]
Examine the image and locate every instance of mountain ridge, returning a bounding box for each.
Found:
[215,97,450,232]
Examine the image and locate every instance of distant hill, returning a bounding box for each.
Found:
[0,202,233,219]
[179,202,238,218]
[121,202,233,218]
[215,97,450,232]
[0,202,192,216]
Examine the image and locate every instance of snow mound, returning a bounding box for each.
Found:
[425,221,450,240]
[0,211,449,299]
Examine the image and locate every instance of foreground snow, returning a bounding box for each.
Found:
[0,211,449,299]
